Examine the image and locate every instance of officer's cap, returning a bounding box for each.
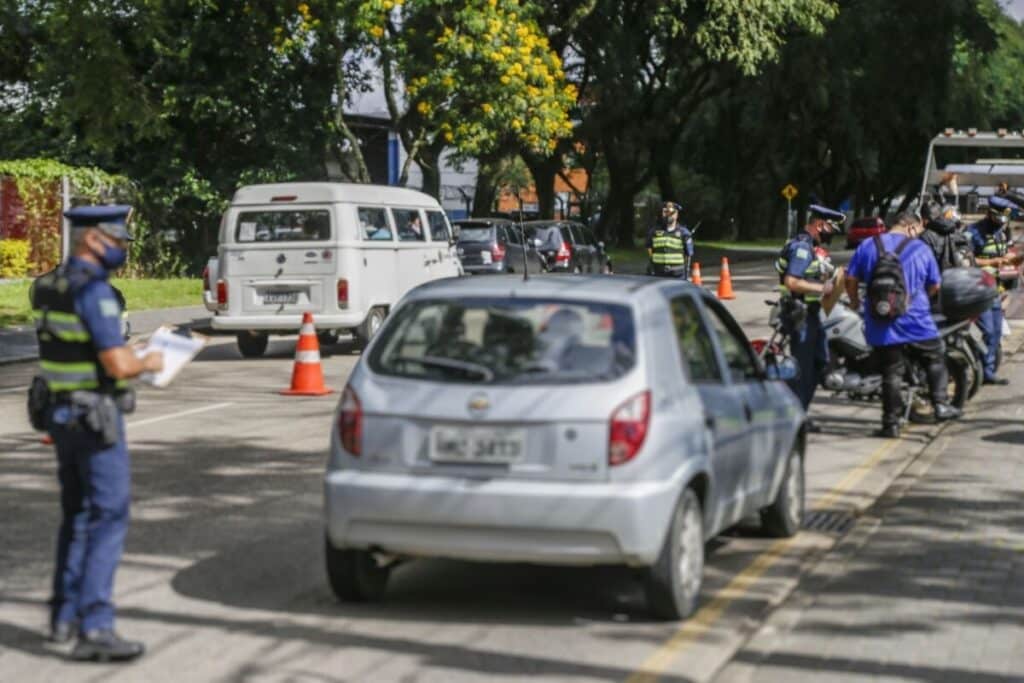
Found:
[64,205,134,241]
[808,204,846,231]
[987,195,1014,214]
[662,201,682,213]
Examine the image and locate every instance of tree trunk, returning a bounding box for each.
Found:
[473,160,499,215]
[417,144,443,199]
[523,153,562,219]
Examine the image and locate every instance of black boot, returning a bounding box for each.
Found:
[48,621,77,644]
[71,629,144,662]
[934,403,962,422]
[874,423,900,439]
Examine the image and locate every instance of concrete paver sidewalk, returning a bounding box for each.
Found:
[716,356,1024,682]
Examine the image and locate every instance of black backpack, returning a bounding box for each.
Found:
[867,235,913,321]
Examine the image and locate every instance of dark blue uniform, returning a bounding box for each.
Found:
[47,257,130,634]
[775,231,829,409]
[968,216,1009,381]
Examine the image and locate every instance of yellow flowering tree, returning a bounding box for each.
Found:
[353,0,575,196]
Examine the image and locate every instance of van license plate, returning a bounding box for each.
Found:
[430,427,525,464]
[263,291,298,305]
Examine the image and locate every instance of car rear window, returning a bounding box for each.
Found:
[235,210,331,242]
[368,298,637,384]
[457,226,495,242]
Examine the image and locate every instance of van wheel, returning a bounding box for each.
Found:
[236,332,268,358]
[761,447,805,537]
[644,488,704,620]
[325,536,390,602]
[355,307,387,347]
[317,330,340,347]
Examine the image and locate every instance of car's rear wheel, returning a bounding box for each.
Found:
[644,487,704,620]
[761,446,805,537]
[325,537,390,602]
[318,330,340,347]
[236,332,268,358]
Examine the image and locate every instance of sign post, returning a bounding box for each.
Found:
[781,184,798,237]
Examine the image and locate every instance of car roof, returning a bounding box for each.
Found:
[453,218,510,226]
[523,220,582,228]
[406,274,693,305]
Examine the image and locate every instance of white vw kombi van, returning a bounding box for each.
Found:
[210,182,462,357]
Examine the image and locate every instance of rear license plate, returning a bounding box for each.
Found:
[430,426,525,464]
[480,251,493,264]
[263,291,298,305]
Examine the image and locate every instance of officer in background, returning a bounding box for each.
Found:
[774,204,845,430]
[646,201,693,279]
[30,205,163,661]
[920,200,970,272]
[967,196,1020,385]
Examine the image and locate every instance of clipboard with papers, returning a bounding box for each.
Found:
[134,325,207,388]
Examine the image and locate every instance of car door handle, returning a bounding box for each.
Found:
[743,404,753,422]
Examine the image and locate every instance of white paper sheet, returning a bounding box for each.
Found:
[135,326,207,388]
[239,222,257,242]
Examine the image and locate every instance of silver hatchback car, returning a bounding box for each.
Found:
[324,275,806,619]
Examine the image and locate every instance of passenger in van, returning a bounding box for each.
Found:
[400,214,425,241]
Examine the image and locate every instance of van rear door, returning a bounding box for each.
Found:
[223,206,337,314]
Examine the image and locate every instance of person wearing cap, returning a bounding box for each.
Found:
[29,205,163,662]
[773,204,844,428]
[645,201,693,279]
[967,196,1020,385]
[920,199,971,272]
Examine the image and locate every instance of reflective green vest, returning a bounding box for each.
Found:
[978,230,1008,277]
[650,229,687,266]
[775,240,825,303]
[30,268,122,393]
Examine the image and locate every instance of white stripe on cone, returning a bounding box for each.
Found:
[294,350,321,363]
[300,322,316,335]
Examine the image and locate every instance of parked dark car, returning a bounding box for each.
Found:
[845,216,885,249]
[453,218,543,274]
[524,220,612,274]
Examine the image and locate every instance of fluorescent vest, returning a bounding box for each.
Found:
[650,229,686,266]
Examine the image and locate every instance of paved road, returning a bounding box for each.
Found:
[0,261,1020,681]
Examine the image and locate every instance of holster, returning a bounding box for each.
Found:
[27,376,50,432]
[69,391,121,447]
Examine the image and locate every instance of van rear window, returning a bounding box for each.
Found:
[235,210,331,242]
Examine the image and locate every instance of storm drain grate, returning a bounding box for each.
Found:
[802,510,854,535]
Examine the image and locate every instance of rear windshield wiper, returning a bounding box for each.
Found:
[392,355,495,382]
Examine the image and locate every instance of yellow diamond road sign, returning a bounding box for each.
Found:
[781,184,798,201]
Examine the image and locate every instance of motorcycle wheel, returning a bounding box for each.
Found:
[908,350,970,424]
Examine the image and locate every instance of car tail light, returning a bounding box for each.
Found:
[337,278,349,309]
[492,242,506,262]
[202,265,210,292]
[338,386,363,456]
[216,279,227,307]
[556,241,572,263]
[609,390,651,466]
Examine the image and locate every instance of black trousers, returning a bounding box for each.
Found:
[875,338,948,427]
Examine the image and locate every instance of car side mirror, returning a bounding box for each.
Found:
[765,355,799,382]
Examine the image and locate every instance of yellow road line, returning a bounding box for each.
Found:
[626,435,904,683]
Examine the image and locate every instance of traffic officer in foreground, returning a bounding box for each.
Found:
[30,205,163,662]
[646,201,694,279]
[967,196,1020,385]
[774,204,845,430]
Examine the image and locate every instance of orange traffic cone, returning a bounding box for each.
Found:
[716,257,736,300]
[281,312,333,396]
[690,262,703,286]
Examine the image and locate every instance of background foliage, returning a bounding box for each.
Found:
[1,0,1023,265]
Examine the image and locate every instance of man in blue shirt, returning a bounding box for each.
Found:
[845,211,961,438]
[31,205,163,661]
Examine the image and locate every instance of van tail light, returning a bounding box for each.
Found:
[216,279,228,308]
[202,265,210,292]
[556,241,572,263]
[338,386,363,456]
[609,390,651,466]
[492,242,506,262]
[337,278,349,309]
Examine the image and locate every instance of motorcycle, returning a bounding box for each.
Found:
[755,297,972,424]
